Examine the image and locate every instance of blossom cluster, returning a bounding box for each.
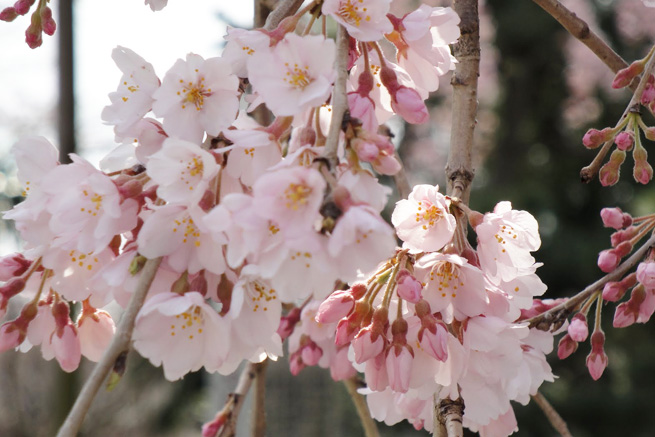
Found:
[0,1,556,436]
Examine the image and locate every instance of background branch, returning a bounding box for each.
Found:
[56,257,163,437]
[264,0,305,31]
[250,360,269,437]
[217,362,259,437]
[532,391,572,437]
[343,377,380,437]
[530,0,632,89]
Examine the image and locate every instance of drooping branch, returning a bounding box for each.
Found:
[56,257,163,437]
[529,0,633,90]
[215,362,259,437]
[263,0,305,31]
[580,48,655,182]
[527,232,655,330]
[250,360,269,437]
[445,0,479,204]
[324,24,349,169]
[343,377,380,437]
[532,391,572,437]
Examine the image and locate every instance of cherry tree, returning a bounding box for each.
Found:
[1,0,655,436]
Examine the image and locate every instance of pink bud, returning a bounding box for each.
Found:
[25,26,43,49]
[289,352,305,376]
[557,334,578,359]
[603,281,627,302]
[352,138,379,162]
[597,249,619,273]
[329,346,357,381]
[0,7,18,21]
[637,261,655,288]
[14,0,35,15]
[418,321,448,361]
[644,126,655,141]
[586,331,608,380]
[352,328,384,364]
[600,207,625,230]
[52,324,81,372]
[202,413,227,437]
[348,93,378,133]
[300,342,323,366]
[0,253,32,282]
[611,226,637,247]
[316,290,354,324]
[582,127,613,149]
[613,301,638,328]
[364,353,388,391]
[40,6,55,36]
[599,149,626,186]
[641,82,655,105]
[386,347,413,393]
[277,307,301,340]
[391,87,429,124]
[567,313,588,342]
[614,131,634,151]
[372,154,401,175]
[633,157,653,185]
[0,323,21,352]
[637,289,655,324]
[396,271,423,303]
[0,277,26,299]
[612,61,643,89]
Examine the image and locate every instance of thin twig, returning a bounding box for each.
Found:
[527,231,655,330]
[581,49,655,182]
[445,0,479,204]
[263,0,305,31]
[530,0,632,89]
[250,360,269,437]
[532,391,573,437]
[56,257,163,437]
[343,377,380,437]
[324,24,349,169]
[393,151,412,199]
[217,362,259,437]
[434,397,464,437]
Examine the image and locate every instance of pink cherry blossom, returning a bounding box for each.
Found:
[637,261,655,288]
[223,128,283,187]
[0,253,31,281]
[152,53,239,143]
[322,0,393,42]
[222,27,271,78]
[386,346,413,392]
[476,201,541,283]
[51,324,82,372]
[101,46,160,138]
[415,252,489,322]
[41,155,139,254]
[248,33,336,116]
[391,184,456,253]
[251,166,326,239]
[146,137,219,204]
[77,308,115,362]
[133,291,230,381]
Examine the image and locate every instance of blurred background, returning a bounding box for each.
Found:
[2,0,655,435]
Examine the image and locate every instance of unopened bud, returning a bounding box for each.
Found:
[14,0,35,15]
[567,313,589,342]
[641,81,655,106]
[586,331,608,380]
[40,6,55,36]
[597,249,620,273]
[614,131,634,151]
[0,7,18,21]
[599,149,626,186]
[612,60,644,89]
[582,127,614,149]
[557,334,578,359]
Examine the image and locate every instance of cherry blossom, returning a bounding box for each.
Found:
[322,0,393,42]
[152,53,239,143]
[248,33,336,116]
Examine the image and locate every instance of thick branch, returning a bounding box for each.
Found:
[527,232,655,330]
[264,0,305,31]
[446,0,479,203]
[343,377,380,437]
[250,360,269,437]
[434,397,464,437]
[56,257,163,437]
[324,25,349,169]
[217,362,259,437]
[532,391,572,437]
[530,0,633,90]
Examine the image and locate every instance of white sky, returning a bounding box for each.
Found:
[0,0,253,164]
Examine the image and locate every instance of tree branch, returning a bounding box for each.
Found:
[527,231,655,330]
[216,362,259,437]
[532,391,572,437]
[250,360,269,437]
[343,377,380,437]
[446,0,479,204]
[324,24,349,169]
[263,0,305,31]
[529,0,633,90]
[56,257,163,437]
[434,397,464,437]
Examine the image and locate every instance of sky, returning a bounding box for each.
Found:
[0,0,254,163]
[0,0,254,253]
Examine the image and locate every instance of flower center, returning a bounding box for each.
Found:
[179,77,212,111]
[415,201,444,230]
[170,306,204,340]
[173,217,202,247]
[429,261,465,298]
[68,250,100,271]
[337,0,371,27]
[284,63,313,90]
[250,281,277,312]
[284,183,312,210]
[80,190,103,217]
